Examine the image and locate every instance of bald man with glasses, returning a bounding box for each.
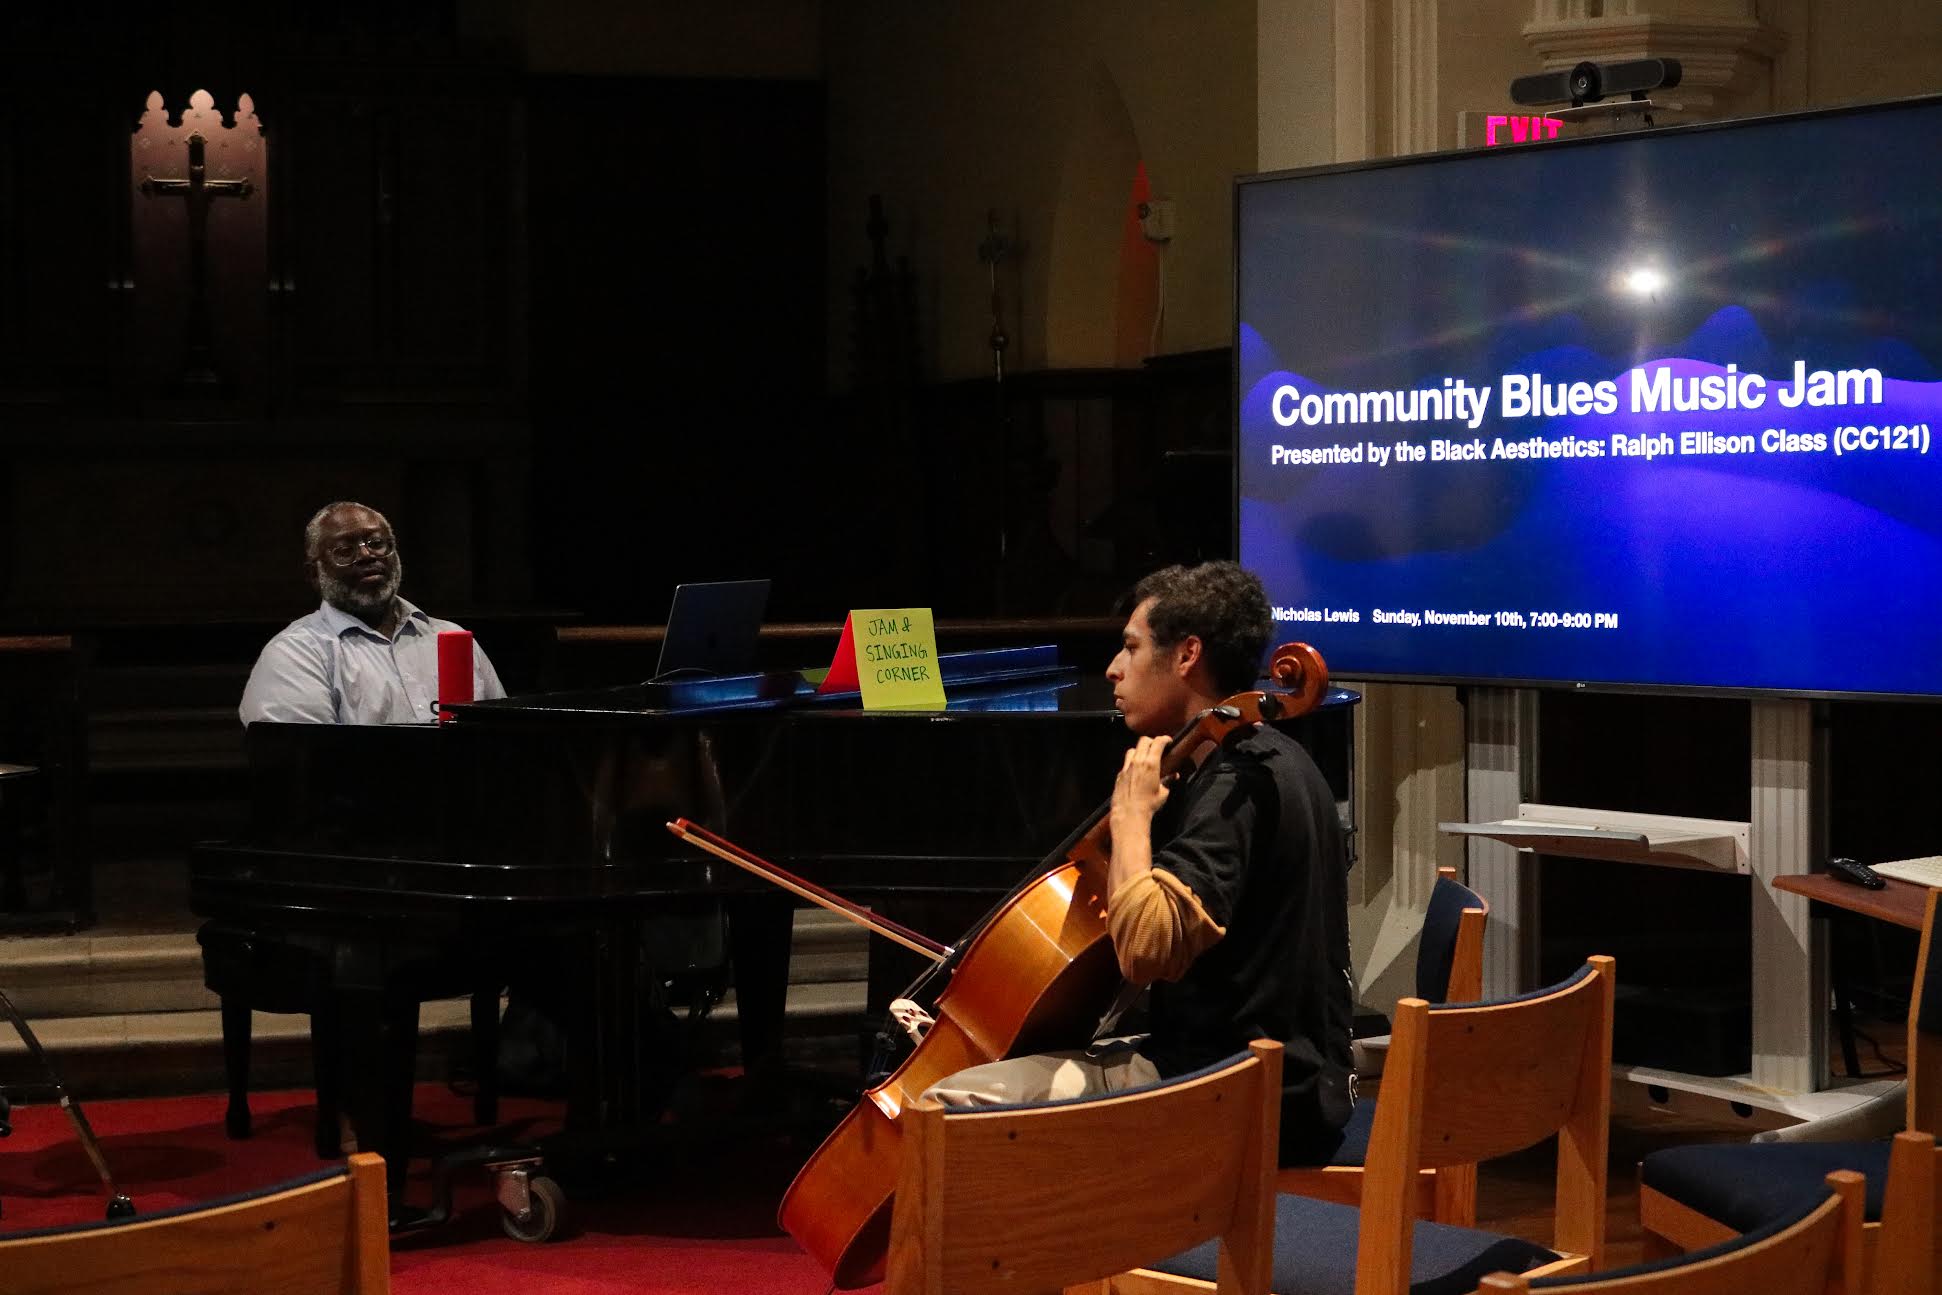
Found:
[240,501,505,725]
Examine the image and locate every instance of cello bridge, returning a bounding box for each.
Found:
[888,997,935,1043]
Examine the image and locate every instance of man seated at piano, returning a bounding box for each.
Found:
[215,500,512,1175]
[924,561,1356,1165]
[240,501,505,724]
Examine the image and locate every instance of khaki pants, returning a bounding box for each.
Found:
[921,1037,1160,1109]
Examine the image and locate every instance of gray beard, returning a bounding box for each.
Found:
[318,556,403,622]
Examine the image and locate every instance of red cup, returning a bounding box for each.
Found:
[437,630,474,723]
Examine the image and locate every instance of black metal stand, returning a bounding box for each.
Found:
[0,987,135,1221]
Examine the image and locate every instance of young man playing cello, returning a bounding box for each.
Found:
[924,560,1356,1165]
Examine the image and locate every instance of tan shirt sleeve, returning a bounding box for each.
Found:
[1106,867,1228,986]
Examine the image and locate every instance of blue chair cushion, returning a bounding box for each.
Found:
[1640,1139,1891,1231]
[1533,1189,1827,1287]
[1151,1192,1558,1295]
[1326,1098,1374,1167]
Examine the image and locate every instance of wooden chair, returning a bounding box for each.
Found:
[1879,1131,1940,1295]
[0,1152,390,1293]
[1279,864,1489,1224]
[1120,956,1615,1295]
[1415,863,1489,1005]
[1639,887,1942,1277]
[884,1039,1282,1295]
[1480,1131,1934,1295]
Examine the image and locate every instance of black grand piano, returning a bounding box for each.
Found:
[189,644,1354,1223]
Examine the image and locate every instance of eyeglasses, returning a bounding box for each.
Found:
[321,534,396,566]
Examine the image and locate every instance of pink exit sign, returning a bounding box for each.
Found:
[1485,114,1564,145]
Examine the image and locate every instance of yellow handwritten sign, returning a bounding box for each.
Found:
[852,607,946,710]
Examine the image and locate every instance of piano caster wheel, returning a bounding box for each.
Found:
[105,1195,136,1221]
[498,1172,564,1243]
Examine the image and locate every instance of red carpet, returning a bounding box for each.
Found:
[0,1081,857,1294]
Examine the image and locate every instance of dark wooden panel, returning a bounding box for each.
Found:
[0,634,91,929]
[394,100,504,373]
[0,98,125,400]
[0,420,525,620]
[277,82,517,403]
[816,354,1231,620]
[528,76,825,623]
[281,98,382,383]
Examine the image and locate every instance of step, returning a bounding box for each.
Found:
[89,701,247,774]
[0,933,216,1018]
[0,985,871,1100]
[0,1000,477,1100]
[0,909,869,1014]
[783,906,870,985]
[716,977,869,1024]
[0,908,872,1097]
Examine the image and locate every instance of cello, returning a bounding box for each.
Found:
[666,640,1329,1288]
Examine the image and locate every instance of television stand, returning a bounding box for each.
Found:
[1453,689,1829,1118]
[1441,805,1748,875]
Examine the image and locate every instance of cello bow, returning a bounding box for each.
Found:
[665,819,950,963]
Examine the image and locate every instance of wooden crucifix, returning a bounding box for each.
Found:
[130,90,268,394]
[141,133,251,385]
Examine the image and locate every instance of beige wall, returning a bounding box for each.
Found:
[1436,2,1548,146]
[824,3,1258,388]
[1768,0,1942,110]
[1256,2,1339,172]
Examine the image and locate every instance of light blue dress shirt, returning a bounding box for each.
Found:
[239,597,507,725]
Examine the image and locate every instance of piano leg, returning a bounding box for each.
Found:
[220,1000,253,1140]
[384,998,421,1179]
[327,946,424,1204]
[309,1007,343,1159]
[727,896,792,1077]
[547,916,666,1152]
[470,987,499,1126]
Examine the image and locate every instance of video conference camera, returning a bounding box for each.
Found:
[1510,58,1682,108]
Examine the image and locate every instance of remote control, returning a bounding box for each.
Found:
[1825,856,1886,890]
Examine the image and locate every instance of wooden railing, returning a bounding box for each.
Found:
[556,616,1119,647]
[551,617,1123,690]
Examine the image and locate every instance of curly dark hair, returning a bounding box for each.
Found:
[1122,561,1271,695]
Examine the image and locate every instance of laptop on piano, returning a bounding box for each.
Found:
[652,578,772,680]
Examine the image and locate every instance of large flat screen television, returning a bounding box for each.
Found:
[1235,94,1942,699]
